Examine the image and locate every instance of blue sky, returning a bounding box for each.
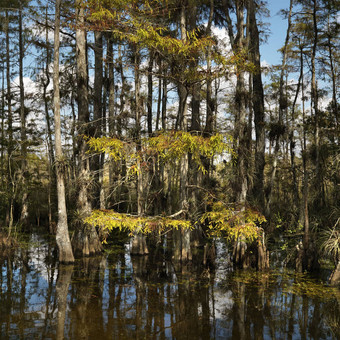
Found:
[261,0,290,66]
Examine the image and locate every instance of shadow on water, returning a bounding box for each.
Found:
[1,231,340,339]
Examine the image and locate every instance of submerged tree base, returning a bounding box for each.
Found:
[72,224,103,258]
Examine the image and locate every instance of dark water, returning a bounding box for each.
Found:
[1,232,340,340]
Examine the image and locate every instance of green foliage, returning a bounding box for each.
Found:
[85,0,214,57]
[84,209,193,243]
[147,131,234,172]
[86,136,127,162]
[87,131,234,174]
[321,218,340,264]
[83,0,252,81]
[199,202,266,243]
[84,200,266,246]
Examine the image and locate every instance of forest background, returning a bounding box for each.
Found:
[0,0,339,283]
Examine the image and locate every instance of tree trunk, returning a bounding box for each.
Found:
[107,37,115,136]
[131,46,149,255]
[147,52,153,136]
[265,0,293,216]
[230,1,248,267]
[249,0,266,207]
[174,2,191,262]
[155,57,162,131]
[311,0,324,207]
[107,36,116,200]
[43,7,55,230]
[300,46,310,270]
[329,260,340,286]
[204,0,214,137]
[161,73,167,130]
[290,42,302,211]
[5,10,14,234]
[1,68,5,204]
[327,17,339,143]
[76,0,91,216]
[93,31,104,209]
[19,5,28,225]
[74,0,102,257]
[53,0,74,264]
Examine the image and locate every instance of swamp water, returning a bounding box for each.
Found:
[1,231,340,340]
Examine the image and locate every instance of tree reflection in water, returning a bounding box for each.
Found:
[56,264,73,340]
[0,234,340,339]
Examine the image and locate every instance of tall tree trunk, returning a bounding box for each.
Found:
[156,56,162,131]
[147,52,153,136]
[131,46,149,256]
[93,31,104,209]
[265,0,293,216]
[249,0,266,208]
[311,0,324,207]
[189,3,201,134]
[73,0,102,257]
[204,0,214,136]
[300,45,310,270]
[5,10,14,234]
[134,47,143,216]
[327,18,338,143]
[76,0,91,217]
[19,4,28,225]
[53,0,74,264]
[117,44,125,136]
[107,37,115,137]
[226,1,248,268]
[234,3,248,205]
[161,72,167,131]
[43,6,54,229]
[155,57,162,131]
[107,37,116,197]
[175,2,191,262]
[290,50,302,211]
[1,68,5,194]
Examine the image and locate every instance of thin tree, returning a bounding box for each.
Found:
[53,0,74,264]
[19,1,28,224]
[5,10,14,234]
[266,0,294,216]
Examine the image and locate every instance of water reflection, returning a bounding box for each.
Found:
[0,234,339,339]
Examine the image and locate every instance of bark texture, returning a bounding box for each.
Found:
[53,0,74,264]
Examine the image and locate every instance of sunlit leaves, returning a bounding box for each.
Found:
[147,131,233,170]
[86,136,128,162]
[85,132,266,245]
[85,202,266,246]
[199,202,266,243]
[84,0,213,57]
[84,209,193,240]
[87,131,234,174]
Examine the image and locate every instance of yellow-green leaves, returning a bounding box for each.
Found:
[87,131,233,174]
[199,202,266,243]
[84,209,193,241]
[87,136,126,162]
[85,202,266,246]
